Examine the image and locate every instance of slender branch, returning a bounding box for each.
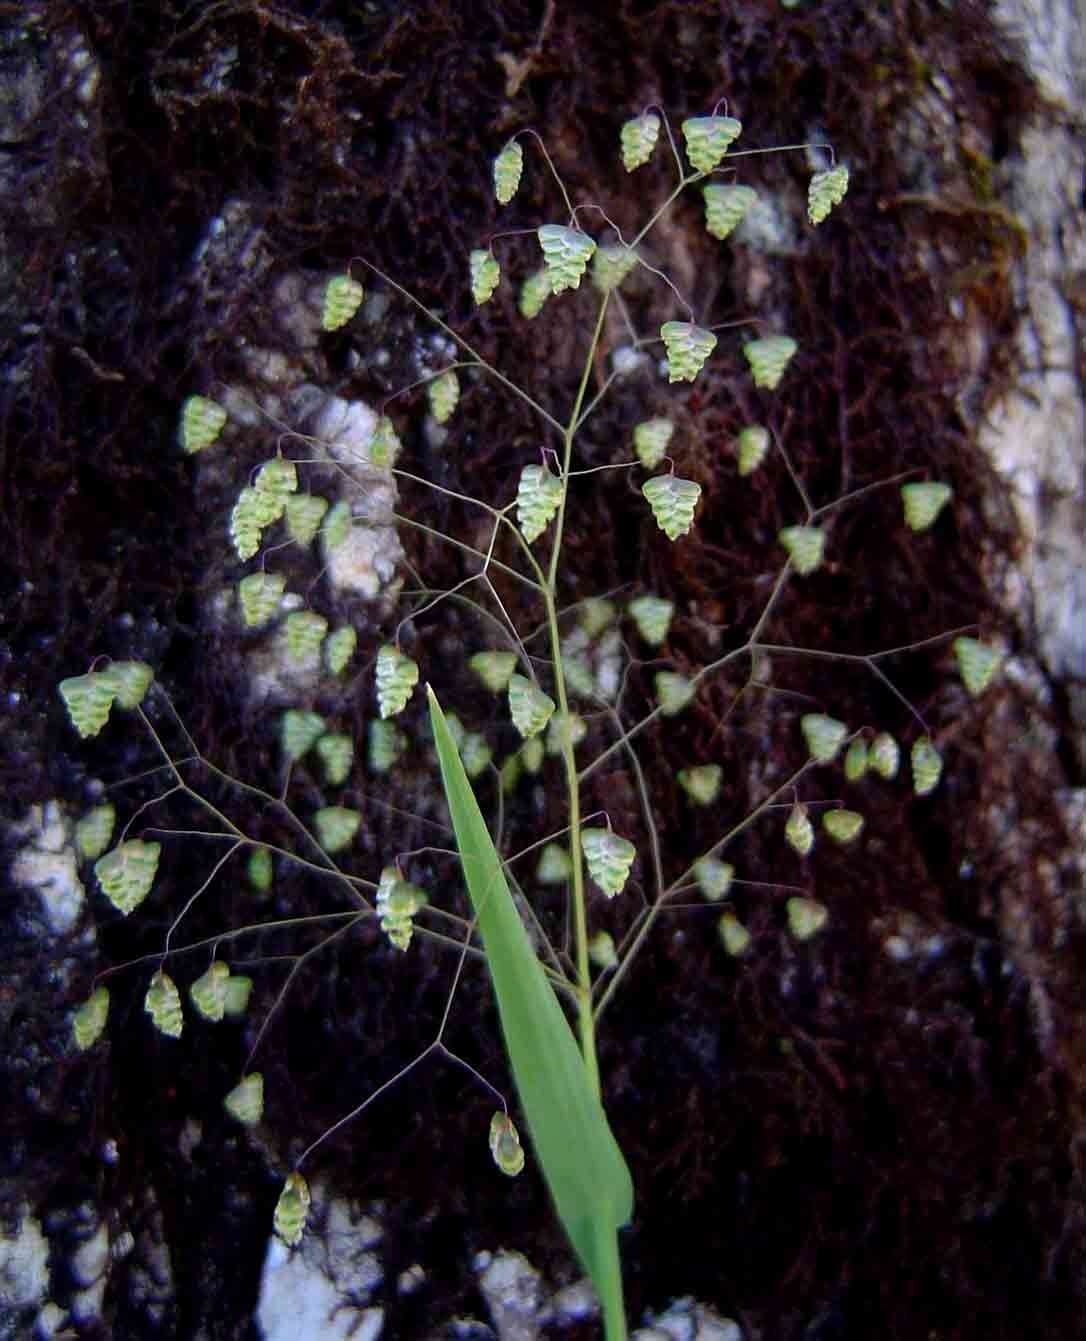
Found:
[353,258,565,436]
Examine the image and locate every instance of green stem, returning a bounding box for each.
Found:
[544,581,598,1097]
[541,292,613,1100]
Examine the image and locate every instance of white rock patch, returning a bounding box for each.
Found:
[256,1190,383,1341]
[0,1205,49,1318]
[11,801,85,934]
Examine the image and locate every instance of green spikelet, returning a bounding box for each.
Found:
[545,712,586,756]
[489,1112,526,1176]
[460,732,493,779]
[582,827,636,898]
[59,672,116,739]
[274,1172,310,1248]
[72,985,110,1051]
[633,418,675,469]
[238,572,286,627]
[718,912,752,956]
[678,765,722,805]
[869,732,900,779]
[499,752,522,793]
[99,660,154,711]
[823,809,864,844]
[61,662,154,736]
[702,183,758,239]
[224,975,253,1016]
[516,463,564,543]
[681,115,742,172]
[233,489,284,552]
[801,713,848,763]
[190,961,230,1022]
[368,719,404,773]
[787,896,828,940]
[953,637,1003,696]
[470,650,518,692]
[144,970,183,1038]
[376,865,427,951]
[628,595,673,645]
[695,857,734,902]
[520,736,544,773]
[807,164,850,224]
[75,804,115,862]
[620,112,660,171]
[383,883,427,950]
[743,335,797,390]
[779,525,825,575]
[247,484,286,529]
[537,843,572,884]
[508,673,556,739]
[321,500,352,551]
[312,806,360,854]
[285,494,329,547]
[315,733,353,785]
[248,847,273,892]
[369,416,402,468]
[428,370,459,424]
[537,225,597,294]
[579,598,616,638]
[654,671,695,716]
[224,1073,264,1126]
[660,321,717,383]
[518,268,552,320]
[285,611,328,664]
[911,737,942,796]
[254,456,297,504]
[844,737,869,782]
[785,802,815,856]
[281,709,325,762]
[179,395,226,454]
[470,250,500,305]
[375,644,419,719]
[591,243,638,293]
[737,425,770,476]
[589,931,618,970]
[95,839,161,916]
[322,274,364,331]
[229,488,269,561]
[643,474,701,540]
[493,140,523,204]
[901,481,953,532]
[562,654,595,699]
[325,626,357,675]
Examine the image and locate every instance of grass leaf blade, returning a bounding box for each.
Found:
[428,686,632,1339]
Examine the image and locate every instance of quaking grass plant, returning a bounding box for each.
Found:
[60,109,1003,1338]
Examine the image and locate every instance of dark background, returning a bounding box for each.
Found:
[2,2,1083,1337]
